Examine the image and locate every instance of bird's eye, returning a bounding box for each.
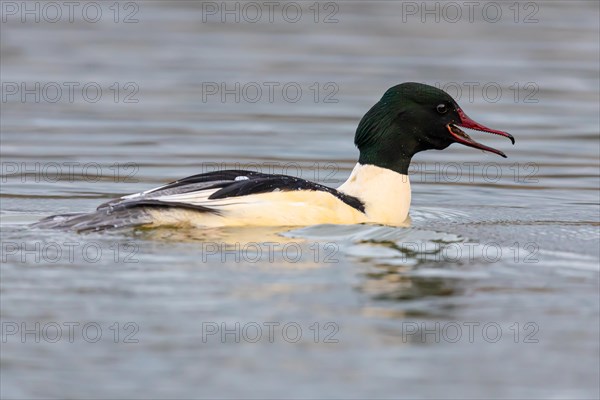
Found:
[436,103,448,114]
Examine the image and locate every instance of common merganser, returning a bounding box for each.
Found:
[34,82,514,231]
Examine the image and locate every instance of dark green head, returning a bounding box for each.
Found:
[355,82,515,174]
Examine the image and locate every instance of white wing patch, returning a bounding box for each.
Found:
[120,183,171,200]
[152,188,220,206]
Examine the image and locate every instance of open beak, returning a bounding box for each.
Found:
[447,108,515,158]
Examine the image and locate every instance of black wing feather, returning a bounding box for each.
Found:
[209,174,365,212]
[100,169,365,213]
[208,175,365,213]
[149,170,272,194]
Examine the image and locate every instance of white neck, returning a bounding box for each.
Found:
[338,163,411,226]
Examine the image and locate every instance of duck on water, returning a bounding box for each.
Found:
[34,82,515,231]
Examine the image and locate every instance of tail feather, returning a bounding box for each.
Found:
[31,207,154,232]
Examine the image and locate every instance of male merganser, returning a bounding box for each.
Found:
[34,82,514,231]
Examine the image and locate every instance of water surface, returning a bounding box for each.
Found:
[1,1,599,398]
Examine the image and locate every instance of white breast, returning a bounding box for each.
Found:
[337,163,411,226]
